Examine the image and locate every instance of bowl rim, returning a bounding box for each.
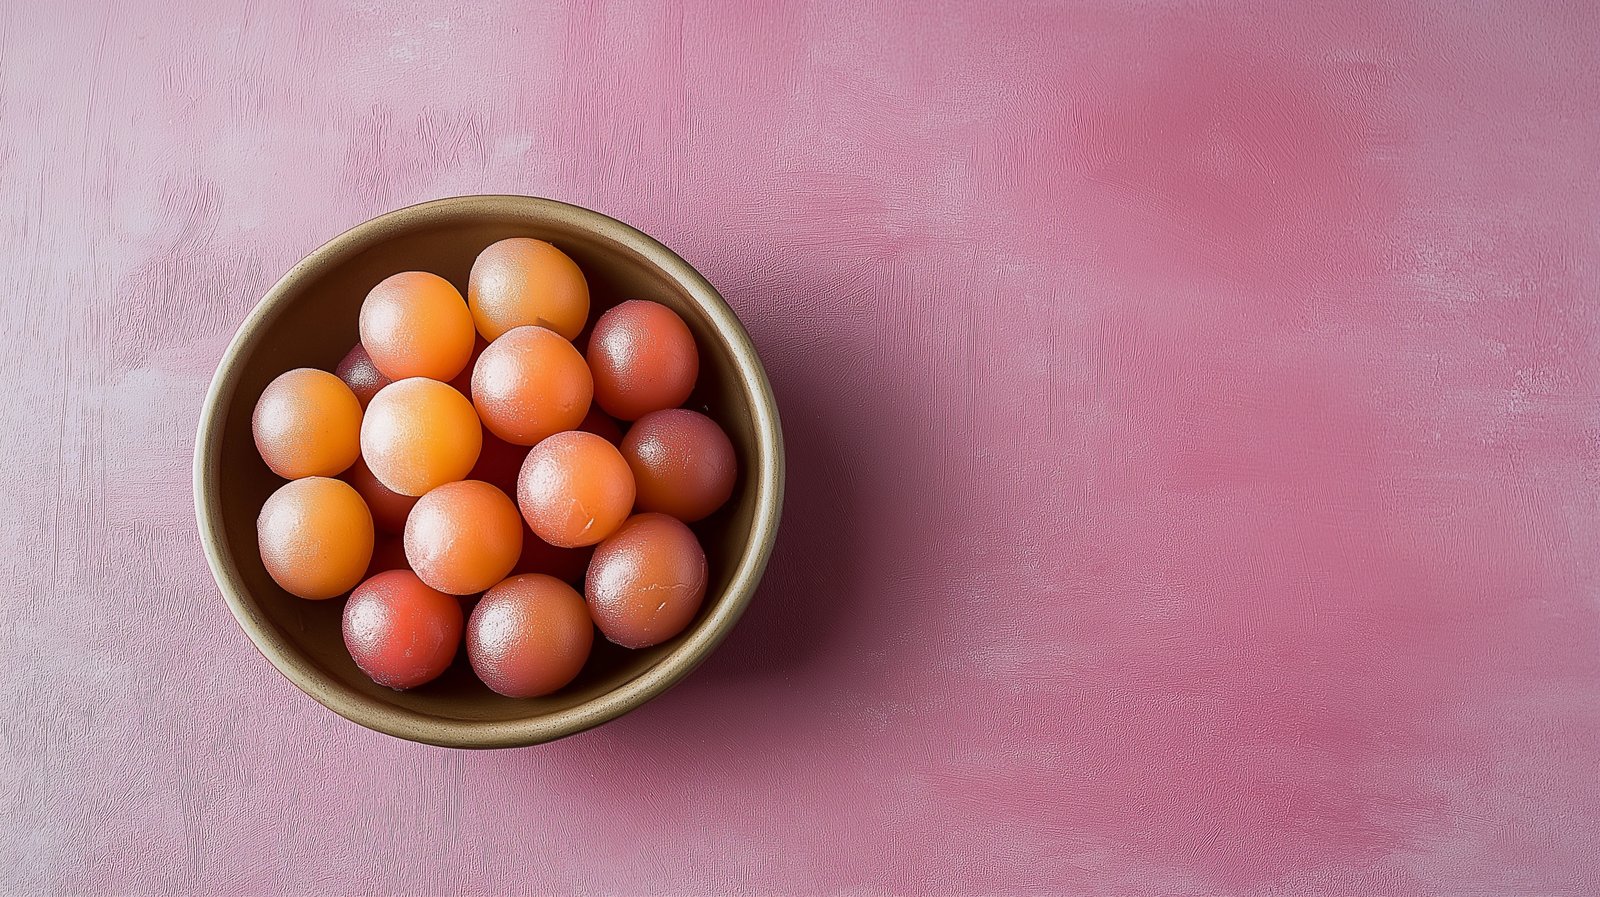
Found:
[193,194,785,749]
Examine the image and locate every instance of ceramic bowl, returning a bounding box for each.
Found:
[194,195,784,748]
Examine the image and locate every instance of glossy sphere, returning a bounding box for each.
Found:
[587,300,699,420]
[447,336,489,397]
[342,455,419,534]
[257,477,374,600]
[361,378,482,497]
[365,536,411,577]
[251,368,363,479]
[404,480,523,595]
[577,403,625,445]
[513,526,593,585]
[517,431,635,548]
[471,326,592,446]
[342,570,463,690]
[333,343,391,408]
[468,429,530,494]
[585,513,708,648]
[359,271,476,381]
[467,574,594,698]
[622,409,736,522]
[468,238,590,341]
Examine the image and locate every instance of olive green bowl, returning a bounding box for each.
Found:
[193,196,784,748]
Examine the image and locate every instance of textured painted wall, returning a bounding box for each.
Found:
[2,1,1599,894]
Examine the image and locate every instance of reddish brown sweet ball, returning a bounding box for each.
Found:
[621,409,736,522]
[513,526,593,585]
[257,477,374,600]
[587,300,699,421]
[359,271,476,382]
[585,513,708,649]
[342,455,419,535]
[343,570,463,690]
[517,431,636,548]
[334,343,391,408]
[577,403,625,445]
[446,336,489,397]
[468,428,530,495]
[471,325,592,446]
[404,480,524,595]
[252,368,363,479]
[365,536,411,578]
[467,574,594,698]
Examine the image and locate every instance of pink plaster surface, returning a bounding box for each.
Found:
[2,1,1599,894]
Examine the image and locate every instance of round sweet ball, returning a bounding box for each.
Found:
[471,325,592,446]
[257,476,374,600]
[516,431,635,548]
[343,570,463,690]
[358,271,476,382]
[252,368,363,479]
[342,455,419,535]
[468,574,594,698]
[585,513,707,649]
[404,480,524,595]
[334,343,391,409]
[360,378,483,497]
[621,408,736,522]
[577,404,625,445]
[468,238,590,342]
[587,300,698,421]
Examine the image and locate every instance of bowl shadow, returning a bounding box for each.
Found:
[684,370,857,684]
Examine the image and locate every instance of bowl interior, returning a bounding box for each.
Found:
[200,198,774,745]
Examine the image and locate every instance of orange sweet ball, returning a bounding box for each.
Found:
[360,378,482,497]
[257,477,374,600]
[471,325,592,446]
[359,271,476,381]
[467,574,594,698]
[252,368,363,479]
[343,570,463,690]
[621,409,736,522]
[468,238,590,341]
[404,480,523,595]
[585,513,707,648]
[587,300,699,420]
[517,431,636,548]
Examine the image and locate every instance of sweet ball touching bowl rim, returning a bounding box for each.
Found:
[193,195,785,748]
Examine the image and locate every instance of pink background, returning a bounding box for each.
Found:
[3,1,1599,894]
